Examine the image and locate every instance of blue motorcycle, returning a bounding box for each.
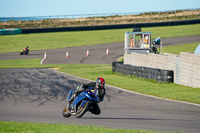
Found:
[62,86,99,118]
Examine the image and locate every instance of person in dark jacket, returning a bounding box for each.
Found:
[23,46,29,54]
[68,77,106,115]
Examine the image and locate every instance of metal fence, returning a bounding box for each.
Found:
[1,8,200,29]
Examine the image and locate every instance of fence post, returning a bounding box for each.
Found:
[124,32,129,54]
[167,11,168,18]
[143,12,145,19]
[19,18,21,24]
[175,56,180,84]
[199,9,200,15]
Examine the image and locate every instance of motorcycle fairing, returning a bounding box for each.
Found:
[67,89,74,101]
[72,91,99,112]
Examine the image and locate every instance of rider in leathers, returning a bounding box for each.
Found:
[68,77,106,115]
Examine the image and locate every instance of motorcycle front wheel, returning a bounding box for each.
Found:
[62,106,71,118]
[76,100,90,118]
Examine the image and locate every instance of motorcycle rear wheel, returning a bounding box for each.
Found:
[62,106,71,117]
[76,100,90,118]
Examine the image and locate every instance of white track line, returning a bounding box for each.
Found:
[40,58,45,64]
[40,52,47,65]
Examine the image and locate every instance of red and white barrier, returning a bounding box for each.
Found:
[66,51,69,58]
[106,48,109,55]
[86,49,89,56]
[44,52,47,59]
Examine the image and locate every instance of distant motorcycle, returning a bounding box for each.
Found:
[62,86,99,118]
[20,48,29,55]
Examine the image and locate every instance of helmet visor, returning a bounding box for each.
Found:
[98,83,104,88]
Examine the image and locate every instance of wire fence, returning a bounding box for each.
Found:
[0,8,200,29]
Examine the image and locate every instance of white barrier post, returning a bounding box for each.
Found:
[106,48,109,55]
[66,51,69,58]
[44,52,47,59]
[86,49,89,56]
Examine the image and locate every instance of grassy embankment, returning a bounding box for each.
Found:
[0,24,200,53]
[1,9,200,29]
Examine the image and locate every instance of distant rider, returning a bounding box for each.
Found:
[23,46,29,54]
[68,77,106,115]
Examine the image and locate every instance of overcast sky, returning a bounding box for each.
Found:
[0,0,200,17]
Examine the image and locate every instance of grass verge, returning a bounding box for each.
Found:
[162,42,200,54]
[0,24,200,53]
[0,121,167,133]
[0,59,199,104]
[0,58,43,68]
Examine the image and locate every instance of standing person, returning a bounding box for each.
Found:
[130,36,134,48]
[154,37,161,45]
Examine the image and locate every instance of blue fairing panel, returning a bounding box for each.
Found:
[73,93,87,106]
[72,91,99,106]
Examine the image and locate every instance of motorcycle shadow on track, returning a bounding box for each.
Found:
[82,117,181,121]
[26,53,44,56]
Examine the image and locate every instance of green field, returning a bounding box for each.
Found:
[163,42,199,54]
[0,24,200,53]
[0,121,167,133]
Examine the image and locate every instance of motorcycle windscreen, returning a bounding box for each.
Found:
[67,89,74,101]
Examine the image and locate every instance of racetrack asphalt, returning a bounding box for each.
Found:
[0,35,200,133]
[0,68,200,133]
